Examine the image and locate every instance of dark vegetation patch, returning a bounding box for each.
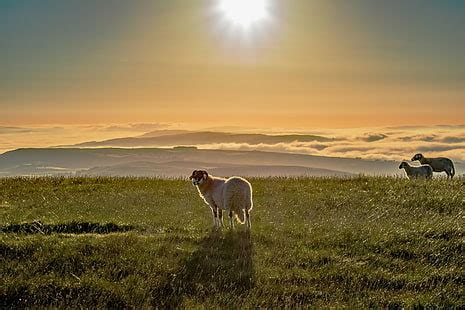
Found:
[424,230,464,241]
[0,221,135,234]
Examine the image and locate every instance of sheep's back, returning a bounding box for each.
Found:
[422,165,433,178]
[403,164,433,179]
[223,177,253,210]
[424,157,454,171]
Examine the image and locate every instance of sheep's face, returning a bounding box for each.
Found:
[412,153,423,161]
[190,170,208,186]
[399,162,407,169]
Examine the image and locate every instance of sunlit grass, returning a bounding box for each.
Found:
[1,176,464,307]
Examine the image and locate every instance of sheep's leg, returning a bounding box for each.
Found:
[218,209,224,227]
[229,210,234,229]
[211,206,218,228]
[245,209,251,230]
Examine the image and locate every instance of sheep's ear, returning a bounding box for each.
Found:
[202,171,209,179]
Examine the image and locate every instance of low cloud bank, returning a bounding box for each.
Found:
[1,124,464,162]
[196,126,465,162]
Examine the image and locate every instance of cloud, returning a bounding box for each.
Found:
[102,123,170,132]
[416,143,465,153]
[385,124,465,130]
[439,136,465,143]
[0,126,33,135]
[360,134,388,142]
[399,135,437,142]
[198,142,329,155]
[191,126,465,162]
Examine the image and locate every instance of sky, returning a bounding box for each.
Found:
[1,0,465,128]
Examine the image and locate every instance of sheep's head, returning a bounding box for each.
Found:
[399,162,408,169]
[190,170,209,186]
[411,153,424,161]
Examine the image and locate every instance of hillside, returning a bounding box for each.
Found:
[0,147,404,177]
[1,177,464,308]
[69,131,335,148]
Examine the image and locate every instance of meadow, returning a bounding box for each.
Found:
[1,176,464,308]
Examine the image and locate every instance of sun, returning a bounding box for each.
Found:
[217,0,270,30]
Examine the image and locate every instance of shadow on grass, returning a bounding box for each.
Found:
[0,221,135,234]
[152,230,254,308]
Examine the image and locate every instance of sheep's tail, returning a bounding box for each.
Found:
[235,210,245,224]
[451,162,455,178]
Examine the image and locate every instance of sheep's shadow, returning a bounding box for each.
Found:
[152,230,254,308]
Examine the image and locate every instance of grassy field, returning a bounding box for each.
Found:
[1,176,464,308]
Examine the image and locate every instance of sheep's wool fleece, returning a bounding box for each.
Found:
[223,177,253,223]
[198,176,253,223]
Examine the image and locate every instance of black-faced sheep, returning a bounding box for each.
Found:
[190,170,253,229]
[399,161,433,179]
[411,153,455,178]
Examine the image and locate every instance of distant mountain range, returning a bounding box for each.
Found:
[64,130,335,148]
[0,147,415,177]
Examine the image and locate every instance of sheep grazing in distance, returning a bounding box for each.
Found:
[190,170,253,230]
[411,153,455,179]
[399,161,433,179]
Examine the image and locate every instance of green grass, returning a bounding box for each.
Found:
[1,176,464,308]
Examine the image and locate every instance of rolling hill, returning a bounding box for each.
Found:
[0,147,403,177]
[67,131,335,148]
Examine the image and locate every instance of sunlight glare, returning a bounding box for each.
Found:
[217,0,270,30]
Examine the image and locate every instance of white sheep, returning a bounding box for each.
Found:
[411,153,455,179]
[399,161,433,179]
[190,170,253,229]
